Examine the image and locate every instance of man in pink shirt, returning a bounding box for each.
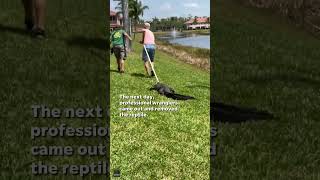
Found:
[139,23,156,76]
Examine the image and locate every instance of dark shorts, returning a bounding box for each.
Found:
[113,45,125,60]
[142,48,155,62]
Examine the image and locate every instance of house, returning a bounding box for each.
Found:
[110,10,123,31]
[185,17,210,30]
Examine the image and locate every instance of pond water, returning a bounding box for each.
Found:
[156,31,210,49]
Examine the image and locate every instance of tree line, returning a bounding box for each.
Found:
[114,0,208,32]
[149,16,189,31]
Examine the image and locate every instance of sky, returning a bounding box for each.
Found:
[110,0,210,21]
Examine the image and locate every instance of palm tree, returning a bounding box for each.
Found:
[118,0,131,51]
[193,16,198,25]
[115,0,131,35]
[116,0,149,38]
[129,0,149,38]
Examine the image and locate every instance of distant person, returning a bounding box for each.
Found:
[110,25,132,73]
[136,23,156,76]
[21,0,46,38]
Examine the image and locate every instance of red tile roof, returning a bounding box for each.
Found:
[110,10,117,16]
[110,10,123,19]
[185,17,209,24]
[110,24,120,28]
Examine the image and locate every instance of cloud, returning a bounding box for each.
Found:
[160,2,172,11]
[183,3,199,8]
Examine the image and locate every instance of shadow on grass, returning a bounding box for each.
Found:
[130,73,149,78]
[211,102,274,123]
[66,36,108,63]
[186,85,210,89]
[0,24,28,36]
[66,36,107,50]
[110,69,119,73]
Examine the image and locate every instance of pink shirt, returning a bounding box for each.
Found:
[143,29,155,45]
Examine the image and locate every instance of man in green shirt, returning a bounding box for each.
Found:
[110,25,132,73]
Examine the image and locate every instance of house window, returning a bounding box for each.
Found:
[110,16,115,21]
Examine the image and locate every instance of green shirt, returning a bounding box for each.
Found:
[110,29,125,47]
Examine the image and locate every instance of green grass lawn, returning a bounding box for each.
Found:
[212,0,320,179]
[110,36,210,179]
[0,1,108,179]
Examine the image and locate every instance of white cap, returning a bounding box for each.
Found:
[144,23,150,28]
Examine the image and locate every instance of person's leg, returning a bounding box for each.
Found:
[21,0,35,30]
[119,47,126,73]
[120,60,125,73]
[117,59,121,71]
[114,47,121,72]
[144,62,150,75]
[31,0,46,37]
[150,62,155,76]
[34,0,46,30]
[148,48,155,76]
[142,49,151,75]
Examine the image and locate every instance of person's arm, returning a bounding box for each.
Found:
[132,30,144,33]
[110,32,114,47]
[140,31,145,44]
[123,32,132,41]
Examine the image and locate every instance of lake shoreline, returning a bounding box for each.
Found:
[156,40,210,71]
[155,30,210,49]
[154,29,210,35]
